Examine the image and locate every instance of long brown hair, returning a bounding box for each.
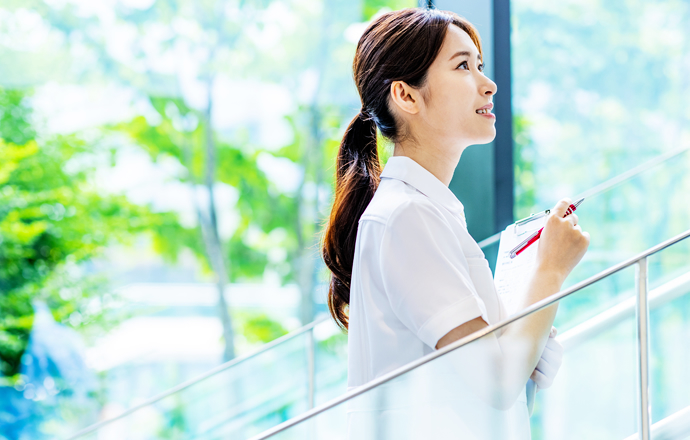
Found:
[321,8,483,330]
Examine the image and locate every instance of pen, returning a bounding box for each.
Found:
[509,197,585,259]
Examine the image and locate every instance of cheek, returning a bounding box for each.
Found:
[428,78,473,116]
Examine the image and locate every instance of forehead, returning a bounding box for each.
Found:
[439,24,480,59]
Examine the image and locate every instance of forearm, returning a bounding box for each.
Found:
[493,266,564,403]
[446,267,563,409]
[440,265,567,409]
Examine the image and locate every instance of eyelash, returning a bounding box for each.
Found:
[456,60,485,72]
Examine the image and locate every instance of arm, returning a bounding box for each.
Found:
[436,198,589,409]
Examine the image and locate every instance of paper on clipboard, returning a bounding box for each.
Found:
[494,212,548,316]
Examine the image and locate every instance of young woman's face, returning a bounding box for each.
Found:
[420,25,498,145]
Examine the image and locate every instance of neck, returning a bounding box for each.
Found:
[392,135,468,186]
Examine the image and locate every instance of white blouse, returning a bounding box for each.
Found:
[346,156,529,440]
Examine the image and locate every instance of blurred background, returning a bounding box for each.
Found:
[0,0,689,439]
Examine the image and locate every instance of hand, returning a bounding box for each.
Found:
[536,198,590,284]
[531,327,563,390]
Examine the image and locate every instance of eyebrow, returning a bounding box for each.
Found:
[448,51,482,62]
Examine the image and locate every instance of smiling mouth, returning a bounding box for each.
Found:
[476,109,491,114]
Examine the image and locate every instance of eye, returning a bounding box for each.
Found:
[456,60,469,70]
[478,63,485,72]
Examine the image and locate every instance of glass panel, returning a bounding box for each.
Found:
[648,236,690,427]
[512,0,690,226]
[314,320,348,407]
[262,271,641,440]
[546,150,690,330]
[75,331,313,439]
[64,318,347,439]
[531,265,638,440]
[512,0,690,290]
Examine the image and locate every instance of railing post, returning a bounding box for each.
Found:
[636,257,651,440]
[307,327,315,410]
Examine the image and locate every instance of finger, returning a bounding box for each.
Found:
[541,346,563,370]
[530,369,540,382]
[535,350,559,377]
[536,356,559,378]
[564,214,577,228]
[546,336,563,353]
[565,213,579,226]
[545,335,564,355]
[531,369,553,389]
[550,326,558,337]
[535,372,553,389]
[551,198,573,218]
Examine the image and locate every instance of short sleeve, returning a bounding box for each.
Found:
[379,201,489,349]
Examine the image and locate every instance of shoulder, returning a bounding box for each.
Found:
[360,178,447,229]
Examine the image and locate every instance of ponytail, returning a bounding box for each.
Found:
[322,112,381,331]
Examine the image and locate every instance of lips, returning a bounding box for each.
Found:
[476,103,493,114]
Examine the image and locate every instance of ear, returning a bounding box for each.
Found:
[389,80,422,116]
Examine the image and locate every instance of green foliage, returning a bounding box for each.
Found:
[113,97,300,283]
[362,0,416,21]
[513,114,537,220]
[0,88,180,379]
[230,310,290,355]
[0,89,35,145]
[316,331,347,356]
[227,230,270,281]
[239,313,288,345]
[157,397,188,440]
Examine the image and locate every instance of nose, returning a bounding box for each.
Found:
[480,76,497,97]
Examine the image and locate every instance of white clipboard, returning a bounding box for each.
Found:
[494,210,549,417]
[494,210,549,316]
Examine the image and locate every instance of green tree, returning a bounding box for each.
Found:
[513,114,537,220]
[0,88,179,381]
[100,0,365,333]
[0,2,417,362]
[112,95,293,360]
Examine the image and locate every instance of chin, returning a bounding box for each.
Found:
[474,129,496,145]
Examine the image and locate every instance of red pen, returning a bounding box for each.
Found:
[509,197,585,259]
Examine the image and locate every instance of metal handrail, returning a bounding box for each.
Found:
[576,145,690,201]
[636,257,651,439]
[66,314,330,439]
[622,405,690,440]
[477,145,690,249]
[250,227,690,440]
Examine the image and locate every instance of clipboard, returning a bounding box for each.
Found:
[494,211,548,417]
[494,210,548,316]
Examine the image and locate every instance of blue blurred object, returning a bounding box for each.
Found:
[0,302,96,440]
[526,378,536,416]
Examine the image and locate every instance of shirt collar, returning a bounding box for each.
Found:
[380,156,467,225]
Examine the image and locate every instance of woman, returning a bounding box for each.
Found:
[322,7,590,439]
